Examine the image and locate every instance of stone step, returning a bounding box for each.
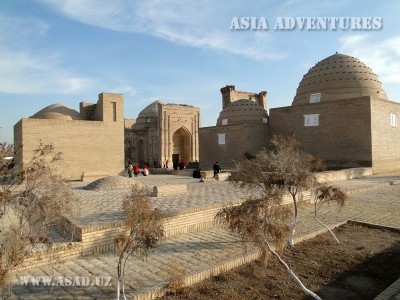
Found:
[11,215,348,299]
[14,173,400,272]
[10,174,400,299]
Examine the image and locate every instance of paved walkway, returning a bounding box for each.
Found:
[10,174,400,299]
[71,176,251,227]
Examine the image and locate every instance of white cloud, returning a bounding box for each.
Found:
[0,12,95,94]
[38,0,286,61]
[0,50,93,94]
[109,86,137,97]
[277,0,347,17]
[340,34,400,83]
[0,12,49,42]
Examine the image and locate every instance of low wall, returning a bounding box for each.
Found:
[15,242,83,272]
[78,201,244,256]
[315,167,372,183]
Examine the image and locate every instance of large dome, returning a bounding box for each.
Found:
[138,100,164,118]
[30,104,83,120]
[216,99,268,126]
[292,53,387,105]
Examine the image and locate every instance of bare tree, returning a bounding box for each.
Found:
[313,185,347,244]
[115,185,164,300]
[230,135,323,245]
[216,135,346,300]
[0,142,77,295]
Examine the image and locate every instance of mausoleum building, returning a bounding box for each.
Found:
[14,53,400,178]
[124,101,200,168]
[200,53,400,173]
[14,93,125,180]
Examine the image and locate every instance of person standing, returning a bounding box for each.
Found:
[213,162,221,176]
[128,162,133,178]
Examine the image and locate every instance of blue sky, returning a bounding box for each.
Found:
[1,0,400,143]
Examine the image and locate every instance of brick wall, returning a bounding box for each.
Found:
[14,118,124,180]
[14,93,125,181]
[371,98,400,173]
[220,85,267,110]
[97,93,124,123]
[199,123,269,170]
[270,97,373,169]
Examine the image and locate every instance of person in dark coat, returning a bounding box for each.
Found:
[213,162,221,176]
[193,168,201,178]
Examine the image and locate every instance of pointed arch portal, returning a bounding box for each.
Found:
[172,127,191,165]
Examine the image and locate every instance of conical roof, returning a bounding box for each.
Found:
[293,53,387,105]
[30,104,83,120]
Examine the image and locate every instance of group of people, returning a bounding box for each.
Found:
[192,162,222,179]
[152,159,170,168]
[128,161,222,178]
[127,162,149,177]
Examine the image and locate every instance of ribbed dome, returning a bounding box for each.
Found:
[30,104,83,120]
[138,100,164,118]
[292,53,387,105]
[217,99,268,126]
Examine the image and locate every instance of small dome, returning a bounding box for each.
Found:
[31,104,83,120]
[138,100,164,118]
[217,99,268,125]
[85,176,146,190]
[293,53,387,105]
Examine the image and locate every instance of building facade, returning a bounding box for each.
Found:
[14,93,125,180]
[14,53,400,178]
[270,53,400,172]
[125,101,200,168]
[199,85,269,169]
[200,53,400,173]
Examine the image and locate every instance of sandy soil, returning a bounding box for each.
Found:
[160,223,400,300]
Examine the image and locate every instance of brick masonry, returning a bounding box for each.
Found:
[270,97,373,169]
[371,98,400,173]
[14,93,125,180]
[199,123,269,170]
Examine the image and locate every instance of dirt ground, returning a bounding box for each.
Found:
[160,223,400,300]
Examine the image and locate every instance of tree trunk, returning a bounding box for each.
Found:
[117,277,121,300]
[117,254,123,300]
[314,217,340,244]
[289,193,298,246]
[265,240,322,300]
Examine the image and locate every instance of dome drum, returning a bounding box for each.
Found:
[216,99,268,126]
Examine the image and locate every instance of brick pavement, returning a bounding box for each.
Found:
[10,174,400,299]
[71,176,255,227]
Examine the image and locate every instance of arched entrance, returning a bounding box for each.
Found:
[172,127,191,167]
[138,139,145,164]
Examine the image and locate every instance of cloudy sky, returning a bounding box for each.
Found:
[1,0,400,143]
